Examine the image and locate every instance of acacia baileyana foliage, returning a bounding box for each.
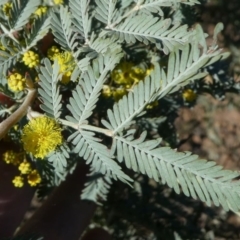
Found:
[0,0,239,213]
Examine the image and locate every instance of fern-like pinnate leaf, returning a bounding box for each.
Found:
[69,0,91,41]
[68,130,132,184]
[66,52,123,126]
[157,38,230,99]
[38,59,62,119]
[95,0,118,26]
[102,26,229,135]
[51,6,77,51]
[9,0,40,31]
[112,131,240,212]
[182,0,201,5]
[26,16,51,49]
[47,144,70,186]
[101,64,161,135]
[48,145,69,174]
[103,15,193,54]
[135,0,201,15]
[134,0,172,16]
[88,34,121,55]
[51,6,90,70]
[0,50,21,75]
[81,168,112,204]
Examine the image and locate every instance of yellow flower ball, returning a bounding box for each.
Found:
[182,89,197,102]
[2,150,23,165]
[19,160,32,174]
[22,51,40,68]
[27,170,41,186]
[35,6,47,17]
[7,73,26,92]
[111,61,147,86]
[47,46,60,60]
[21,116,63,159]
[53,0,64,5]
[53,51,75,84]
[2,2,12,17]
[12,176,24,188]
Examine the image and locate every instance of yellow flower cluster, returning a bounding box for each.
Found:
[2,150,41,188]
[111,61,146,87]
[21,116,63,159]
[47,46,60,60]
[7,72,26,92]
[2,150,23,165]
[12,176,24,188]
[103,61,149,101]
[182,89,197,102]
[2,2,12,17]
[12,169,41,188]
[55,51,75,84]
[13,161,41,187]
[22,51,40,68]
[34,6,48,17]
[47,47,75,84]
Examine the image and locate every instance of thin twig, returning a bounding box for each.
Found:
[0,88,37,140]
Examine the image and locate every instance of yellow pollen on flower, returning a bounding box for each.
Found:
[22,51,40,68]
[7,73,26,92]
[47,46,60,60]
[34,6,47,16]
[53,0,64,5]
[2,150,23,165]
[2,2,12,17]
[21,116,63,159]
[19,160,32,174]
[27,170,41,186]
[53,51,75,84]
[12,176,24,188]
[111,61,146,86]
[182,89,197,102]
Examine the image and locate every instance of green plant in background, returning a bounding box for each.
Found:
[0,0,239,238]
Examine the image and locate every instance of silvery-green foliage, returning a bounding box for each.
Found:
[69,0,92,40]
[47,144,70,185]
[9,0,40,31]
[0,42,21,74]
[0,1,51,74]
[0,0,10,5]
[39,59,62,119]
[0,0,239,210]
[81,167,112,204]
[66,52,123,125]
[101,15,193,54]
[26,15,51,49]
[51,7,74,50]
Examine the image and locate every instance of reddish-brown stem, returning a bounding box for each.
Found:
[0,88,37,140]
